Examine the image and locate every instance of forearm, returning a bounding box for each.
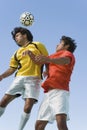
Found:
[46,57,70,65]
[0,68,16,79]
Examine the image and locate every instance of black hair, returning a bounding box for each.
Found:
[60,36,77,53]
[11,27,33,42]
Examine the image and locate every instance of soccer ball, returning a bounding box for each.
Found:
[20,12,34,26]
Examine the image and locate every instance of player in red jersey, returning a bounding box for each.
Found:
[28,36,77,130]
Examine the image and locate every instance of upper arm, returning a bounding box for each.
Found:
[58,51,73,65]
[49,56,71,65]
[64,57,71,64]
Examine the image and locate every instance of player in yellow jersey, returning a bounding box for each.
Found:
[0,27,48,130]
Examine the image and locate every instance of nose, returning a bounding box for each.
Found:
[56,44,59,48]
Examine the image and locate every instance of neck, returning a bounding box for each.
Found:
[23,41,30,47]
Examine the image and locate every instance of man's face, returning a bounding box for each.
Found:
[15,32,25,46]
[56,40,65,52]
[56,40,69,52]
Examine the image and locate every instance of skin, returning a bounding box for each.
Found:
[0,32,36,113]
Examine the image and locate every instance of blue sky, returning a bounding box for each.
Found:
[0,0,87,130]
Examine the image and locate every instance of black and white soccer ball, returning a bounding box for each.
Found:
[20,12,34,26]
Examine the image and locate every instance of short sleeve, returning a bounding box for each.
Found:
[9,53,18,69]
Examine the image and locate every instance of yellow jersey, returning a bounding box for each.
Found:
[10,42,48,78]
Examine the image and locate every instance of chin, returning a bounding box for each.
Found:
[16,43,22,47]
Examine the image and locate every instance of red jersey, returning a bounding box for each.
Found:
[42,50,75,92]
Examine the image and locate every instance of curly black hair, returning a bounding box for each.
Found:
[60,36,77,53]
[11,27,33,42]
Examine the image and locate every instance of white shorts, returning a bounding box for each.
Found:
[6,76,41,101]
[37,89,70,123]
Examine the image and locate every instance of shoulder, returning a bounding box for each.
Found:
[61,50,75,63]
[33,41,45,47]
[51,50,75,61]
[33,41,49,56]
[63,50,75,58]
[58,50,74,57]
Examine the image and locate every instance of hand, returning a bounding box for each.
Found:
[22,50,41,64]
[22,50,33,56]
[22,50,36,59]
[34,55,49,64]
[22,50,49,64]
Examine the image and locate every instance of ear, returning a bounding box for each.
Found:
[23,34,27,39]
[65,44,70,50]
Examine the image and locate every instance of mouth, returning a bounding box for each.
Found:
[15,39,17,42]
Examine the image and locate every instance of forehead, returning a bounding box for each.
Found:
[60,40,65,45]
[15,32,21,36]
